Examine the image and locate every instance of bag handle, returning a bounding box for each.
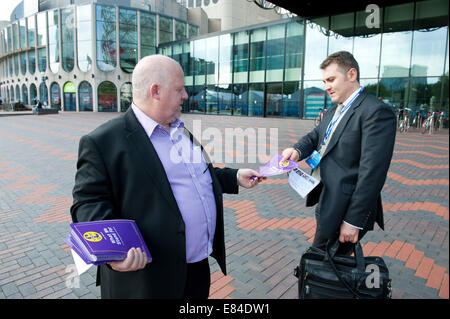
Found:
[325,240,365,299]
[326,240,365,271]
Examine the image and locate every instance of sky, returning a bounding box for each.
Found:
[0,0,24,22]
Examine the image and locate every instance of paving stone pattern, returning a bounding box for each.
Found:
[0,112,448,299]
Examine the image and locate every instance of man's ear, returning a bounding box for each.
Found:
[149,83,160,100]
[347,68,358,82]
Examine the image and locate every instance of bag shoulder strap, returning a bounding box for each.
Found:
[325,246,362,299]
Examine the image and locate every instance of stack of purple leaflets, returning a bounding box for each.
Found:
[257,154,299,177]
[66,219,152,266]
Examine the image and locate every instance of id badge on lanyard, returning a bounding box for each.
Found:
[305,150,322,170]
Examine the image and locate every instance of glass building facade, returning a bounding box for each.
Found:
[0,0,447,119]
[0,2,198,111]
[160,0,448,119]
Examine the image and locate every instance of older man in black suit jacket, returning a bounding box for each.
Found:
[70,55,264,299]
[282,51,396,255]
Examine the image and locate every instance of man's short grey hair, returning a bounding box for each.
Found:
[132,54,177,101]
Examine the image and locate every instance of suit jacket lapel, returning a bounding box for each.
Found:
[183,128,222,201]
[322,90,367,159]
[123,108,181,215]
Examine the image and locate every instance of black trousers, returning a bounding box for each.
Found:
[183,258,210,299]
[312,203,368,255]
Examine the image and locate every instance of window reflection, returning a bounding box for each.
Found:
[380,3,414,78]
[411,27,447,77]
[19,19,26,49]
[378,77,408,111]
[217,85,232,115]
[304,18,328,80]
[20,53,26,75]
[282,81,300,117]
[408,77,442,111]
[232,31,249,84]
[232,84,248,116]
[303,81,330,119]
[284,21,303,82]
[175,20,186,41]
[12,23,18,50]
[189,24,198,37]
[61,8,74,72]
[192,38,206,85]
[29,84,37,103]
[249,28,266,83]
[79,81,93,111]
[77,5,92,72]
[14,55,19,76]
[328,13,354,54]
[189,85,205,113]
[206,36,218,84]
[15,85,20,102]
[48,10,59,73]
[39,82,48,105]
[206,85,218,114]
[27,16,36,75]
[140,12,156,57]
[353,10,381,78]
[181,42,192,85]
[98,81,117,112]
[37,13,47,72]
[248,83,264,116]
[266,24,285,83]
[21,84,28,105]
[38,48,46,72]
[360,79,378,98]
[159,16,173,44]
[96,5,116,72]
[50,82,61,109]
[218,34,232,85]
[119,8,137,73]
[37,13,46,46]
[120,82,132,112]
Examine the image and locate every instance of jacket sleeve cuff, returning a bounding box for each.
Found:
[343,220,364,230]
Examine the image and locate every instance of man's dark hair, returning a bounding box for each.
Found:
[320,51,360,82]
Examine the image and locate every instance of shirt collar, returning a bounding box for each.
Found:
[131,103,184,137]
[342,86,362,107]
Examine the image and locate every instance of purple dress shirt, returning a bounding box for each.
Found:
[132,104,217,263]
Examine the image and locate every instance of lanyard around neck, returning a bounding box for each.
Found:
[322,88,363,146]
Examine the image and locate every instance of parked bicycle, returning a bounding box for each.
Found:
[421,112,435,135]
[399,114,410,132]
[398,108,411,133]
[411,112,423,130]
[314,108,327,127]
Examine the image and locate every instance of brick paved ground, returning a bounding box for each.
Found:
[0,112,448,299]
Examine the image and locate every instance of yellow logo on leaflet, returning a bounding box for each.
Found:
[278,160,289,168]
[83,231,103,242]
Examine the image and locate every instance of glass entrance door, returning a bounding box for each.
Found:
[64,92,76,111]
[63,82,77,111]
[265,82,282,117]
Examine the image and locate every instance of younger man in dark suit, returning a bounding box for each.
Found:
[282,51,396,254]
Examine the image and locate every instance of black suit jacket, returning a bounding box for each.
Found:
[70,108,238,299]
[294,90,396,240]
